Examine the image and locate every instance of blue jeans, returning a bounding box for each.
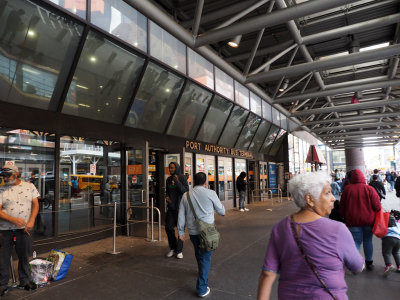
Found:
[239,191,245,209]
[390,181,395,191]
[190,235,212,296]
[348,226,373,261]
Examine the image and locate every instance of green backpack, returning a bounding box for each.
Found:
[186,192,220,251]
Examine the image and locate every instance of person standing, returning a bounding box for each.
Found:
[390,171,397,192]
[0,163,39,296]
[165,162,188,259]
[236,172,248,212]
[340,169,381,271]
[178,172,225,298]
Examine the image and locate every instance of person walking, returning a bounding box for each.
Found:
[395,175,400,198]
[0,163,39,296]
[236,172,248,212]
[369,175,386,201]
[178,172,225,298]
[165,162,188,259]
[340,169,381,271]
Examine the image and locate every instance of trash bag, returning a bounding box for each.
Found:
[29,259,53,287]
[47,249,73,281]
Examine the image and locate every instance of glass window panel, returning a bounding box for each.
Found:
[250,92,262,116]
[149,21,186,74]
[248,120,272,153]
[167,82,212,139]
[219,106,249,148]
[269,129,287,156]
[280,113,287,130]
[234,81,249,109]
[90,0,147,52]
[261,124,279,154]
[48,0,86,19]
[188,48,214,89]
[235,114,261,150]
[0,0,83,110]
[197,95,233,144]
[62,31,145,123]
[0,129,55,239]
[215,68,234,100]
[125,62,184,132]
[262,101,272,121]
[272,107,280,126]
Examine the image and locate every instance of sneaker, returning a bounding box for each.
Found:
[18,282,37,291]
[166,250,175,258]
[199,286,210,298]
[384,265,395,277]
[239,209,244,212]
[244,208,249,211]
[0,287,9,297]
[176,252,183,259]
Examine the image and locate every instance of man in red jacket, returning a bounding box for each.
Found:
[340,169,381,270]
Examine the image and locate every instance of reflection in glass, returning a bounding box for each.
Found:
[125,62,184,132]
[0,129,55,238]
[48,0,86,19]
[280,113,287,130]
[272,107,280,127]
[248,120,272,153]
[269,129,287,156]
[196,95,233,144]
[261,124,280,154]
[215,67,234,100]
[167,82,212,138]
[219,106,249,148]
[90,0,147,52]
[250,92,262,116]
[0,0,83,109]
[262,100,272,121]
[188,48,214,89]
[235,81,249,109]
[150,21,186,74]
[62,31,145,123]
[235,114,261,150]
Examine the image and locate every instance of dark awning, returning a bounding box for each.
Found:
[306,145,327,164]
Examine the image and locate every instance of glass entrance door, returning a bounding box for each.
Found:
[218,157,233,209]
[196,154,215,191]
[126,142,148,238]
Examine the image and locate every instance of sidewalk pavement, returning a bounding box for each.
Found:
[4,193,400,300]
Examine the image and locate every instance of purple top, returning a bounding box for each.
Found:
[262,216,363,300]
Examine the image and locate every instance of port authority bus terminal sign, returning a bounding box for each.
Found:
[185,140,254,159]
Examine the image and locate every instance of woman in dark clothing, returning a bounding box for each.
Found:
[369,175,386,201]
[236,172,248,212]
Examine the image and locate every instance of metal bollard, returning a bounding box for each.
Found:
[107,202,121,255]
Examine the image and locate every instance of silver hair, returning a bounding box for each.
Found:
[288,171,332,209]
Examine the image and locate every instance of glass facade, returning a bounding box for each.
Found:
[250,92,262,116]
[272,107,280,127]
[125,62,184,132]
[262,101,272,121]
[196,95,233,144]
[90,0,147,52]
[269,129,287,156]
[235,114,261,150]
[49,0,86,19]
[234,81,249,109]
[219,106,249,148]
[149,21,186,74]
[62,31,145,123]
[188,48,214,90]
[261,124,280,154]
[0,0,83,110]
[167,82,212,139]
[248,120,271,152]
[215,68,234,100]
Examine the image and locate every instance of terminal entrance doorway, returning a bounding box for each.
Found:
[196,154,216,191]
[218,157,234,209]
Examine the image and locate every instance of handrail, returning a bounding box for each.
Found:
[126,200,161,242]
[251,188,282,205]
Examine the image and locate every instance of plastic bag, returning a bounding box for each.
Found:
[373,209,390,238]
[29,259,53,286]
[47,249,73,281]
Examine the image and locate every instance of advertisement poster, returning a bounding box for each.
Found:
[268,163,277,189]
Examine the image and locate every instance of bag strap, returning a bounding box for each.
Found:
[186,192,199,220]
[289,215,337,300]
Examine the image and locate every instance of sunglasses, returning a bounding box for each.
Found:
[0,170,15,177]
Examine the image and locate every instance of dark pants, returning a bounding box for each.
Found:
[0,229,32,288]
[165,210,183,253]
[239,191,246,209]
[382,236,400,266]
[190,235,212,296]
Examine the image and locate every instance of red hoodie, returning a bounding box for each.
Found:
[340,169,381,227]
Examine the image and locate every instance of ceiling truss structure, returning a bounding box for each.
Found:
[134,0,400,149]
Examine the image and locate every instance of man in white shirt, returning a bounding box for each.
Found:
[0,163,39,296]
[178,172,225,298]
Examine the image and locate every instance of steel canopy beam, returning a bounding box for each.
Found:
[304,111,400,125]
[321,132,400,140]
[247,44,400,83]
[275,78,400,104]
[194,0,361,47]
[317,128,400,137]
[291,98,400,117]
[312,120,400,132]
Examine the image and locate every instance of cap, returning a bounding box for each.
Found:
[1,163,19,173]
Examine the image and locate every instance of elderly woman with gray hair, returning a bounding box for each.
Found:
[257,171,364,300]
